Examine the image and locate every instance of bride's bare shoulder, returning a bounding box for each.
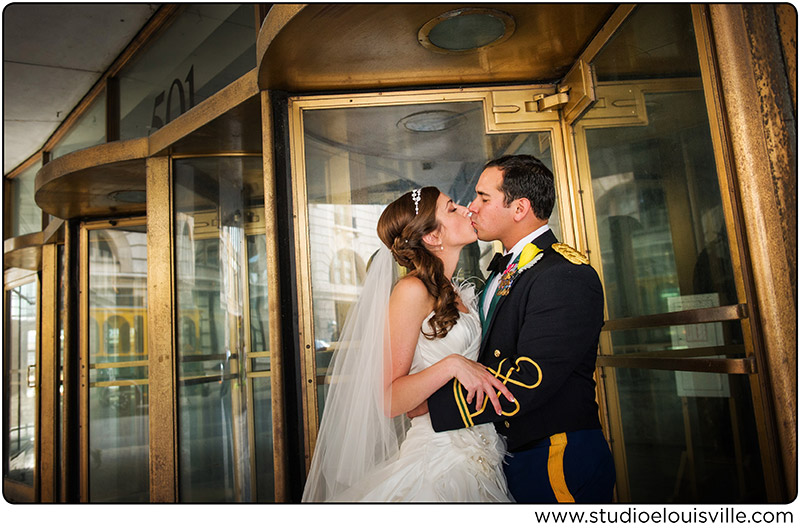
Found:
[391,275,433,311]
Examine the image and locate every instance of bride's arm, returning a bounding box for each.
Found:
[385,277,514,418]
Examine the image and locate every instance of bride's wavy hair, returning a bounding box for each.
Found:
[377,186,459,340]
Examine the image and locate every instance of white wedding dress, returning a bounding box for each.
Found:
[330,284,512,502]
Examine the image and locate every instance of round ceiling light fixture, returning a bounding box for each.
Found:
[418,8,515,54]
[398,110,465,132]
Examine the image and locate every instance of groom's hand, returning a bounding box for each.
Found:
[407,401,429,419]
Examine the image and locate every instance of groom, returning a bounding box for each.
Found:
[426,154,615,502]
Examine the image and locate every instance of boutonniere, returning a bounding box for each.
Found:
[496,243,543,296]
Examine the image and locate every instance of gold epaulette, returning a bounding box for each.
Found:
[551,243,590,265]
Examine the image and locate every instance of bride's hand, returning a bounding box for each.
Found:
[446,355,515,415]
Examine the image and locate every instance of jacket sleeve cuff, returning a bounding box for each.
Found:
[428,378,502,432]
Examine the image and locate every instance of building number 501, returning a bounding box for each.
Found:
[151,65,195,129]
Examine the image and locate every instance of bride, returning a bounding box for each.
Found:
[302,186,515,502]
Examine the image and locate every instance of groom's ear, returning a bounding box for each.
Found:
[512,198,532,221]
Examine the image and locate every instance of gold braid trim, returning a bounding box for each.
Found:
[551,243,589,265]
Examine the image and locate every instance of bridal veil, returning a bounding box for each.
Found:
[302,245,410,502]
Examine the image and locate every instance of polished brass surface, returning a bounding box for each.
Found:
[261,90,288,502]
[43,219,65,244]
[609,344,746,359]
[417,7,516,54]
[61,221,78,502]
[39,243,58,501]
[709,4,797,500]
[78,224,88,502]
[33,72,261,221]
[35,139,148,219]
[775,4,797,112]
[596,355,756,375]
[3,232,43,270]
[259,3,616,91]
[559,59,596,124]
[693,6,784,501]
[145,156,177,502]
[602,304,748,332]
[256,4,305,62]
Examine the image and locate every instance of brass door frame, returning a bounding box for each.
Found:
[563,18,784,502]
[3,269,40,503]
[78,216,147,502]
[288,86,577,470]
[154,152,285,502]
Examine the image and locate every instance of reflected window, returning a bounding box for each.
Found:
[298,100,559,420]
[330,249,365,286]
[575,3,763,503]
[87,226,149,502]
[104,315,131,355]
[4,280,37,487]
[9,160,43,237]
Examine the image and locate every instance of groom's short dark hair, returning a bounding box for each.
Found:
[484,154,555,220]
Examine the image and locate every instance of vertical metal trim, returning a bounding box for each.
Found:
[33,273,41,502]
[106,77,120,142]
[569,108,632,503]
[287,97,319,474]
[146,156,178,502]
[39,243,58,501]
[261,90,288,502]
[78,224,89,502]
[696,4,792,501]
[62,220,80,502]
[241,231,259,501]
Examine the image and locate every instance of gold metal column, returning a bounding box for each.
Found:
[39,240,58,501]
[261,90,288,502]
[707,4,797,500]
[146,156,178,502]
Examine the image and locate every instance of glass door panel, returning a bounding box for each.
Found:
[86,224,149,502]
[174,156,274,502]
[573,4,766,502]
[292,95,562,442]
[4,279,38,488]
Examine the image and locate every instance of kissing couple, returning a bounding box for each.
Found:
[302,154,616,503]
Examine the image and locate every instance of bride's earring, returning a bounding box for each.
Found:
[440,245,444,251]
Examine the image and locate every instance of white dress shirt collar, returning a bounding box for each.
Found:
[504,224,551,262]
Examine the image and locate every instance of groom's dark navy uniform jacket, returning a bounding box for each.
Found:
[428,229,614,501]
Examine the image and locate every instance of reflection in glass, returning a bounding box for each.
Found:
[174,156,272,501]
[615,367,764,502]
[247,235,270,354]
[301,101,558,419]
[88,226,149,502]
[119,4,256,139]
[587,90,737,323]
[51,91,106,159]
[10,160,43,238]
[253,377,274,502]
[57,244,65,499]
[5,281,37,486]
[578,3,763,503]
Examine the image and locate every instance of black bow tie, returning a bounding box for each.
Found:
[487,252,512,275]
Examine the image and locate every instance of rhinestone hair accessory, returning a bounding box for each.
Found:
[411,188,422,215]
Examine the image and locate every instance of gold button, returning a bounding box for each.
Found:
[504,421,510,428]
[494,350,501,358]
